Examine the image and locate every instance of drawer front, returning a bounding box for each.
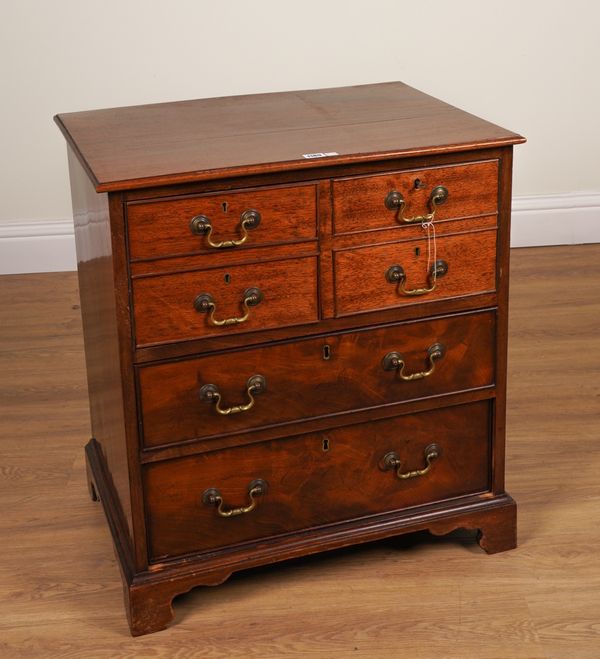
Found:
[127,184,317,261]
[334,229,497,316]
[132,255,319,346]
[138,310,495,448]
[332,160,498,235]
[144,401,491,560]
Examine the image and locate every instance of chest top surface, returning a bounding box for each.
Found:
[54,81,524,193]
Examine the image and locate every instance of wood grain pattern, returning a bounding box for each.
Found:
[144,401,491,560]
[132,255,319,346]
[334,229,497,316]
[2,244,599,655]
[127,183,317,261]
[332,159,498,234]
[54,82,524,192]
[137,310,495,449]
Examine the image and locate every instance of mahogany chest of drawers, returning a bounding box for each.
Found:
[55,82,525,636]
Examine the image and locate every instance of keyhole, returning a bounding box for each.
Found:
[414,178,425,189]
[222,201,229,213]
[322,437,330,452]
[224,273,231,284]
[322,344,331,360]
[415,247,421,257]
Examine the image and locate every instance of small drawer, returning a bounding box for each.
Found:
[138,310,495,448]
[132,255,319,346]
[144,401,491,560]
[127,184,317,261]
[334,229,497,316]
[332,160,498,235]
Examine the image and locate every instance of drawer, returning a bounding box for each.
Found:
[334,229,497,316]
[127,184,317,261]
[138,310,495,448]
[132,255,319,346]
[144,401,491,560]
[332,160,498,235]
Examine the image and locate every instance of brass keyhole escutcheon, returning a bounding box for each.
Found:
[322,437,330,452]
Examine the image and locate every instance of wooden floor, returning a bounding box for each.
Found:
[1,244,599,658]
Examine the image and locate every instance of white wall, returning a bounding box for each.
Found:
[1,0,599,272]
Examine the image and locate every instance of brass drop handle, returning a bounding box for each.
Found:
[379,444,441,480]
[189,209,261,248]
[382,343,445,381]
[199,375,266,416]
[386,259,448,296]
[384,185,448,224]
[194,287,263,326]
[202,479,268,517]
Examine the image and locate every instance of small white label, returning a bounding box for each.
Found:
[302,151,339,159]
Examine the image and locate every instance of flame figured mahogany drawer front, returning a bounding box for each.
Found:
[132,255,319,346]
[334,229,497,316]
[144,400,491,561]
[332,160,498,235]
[127,183,318,261]
[137,309,495,449]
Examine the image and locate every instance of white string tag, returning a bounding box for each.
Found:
[421,218,437,284]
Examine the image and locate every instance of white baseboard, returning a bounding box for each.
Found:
[0,219,76,274]
[510,192,600,247]
[0,192,599,274]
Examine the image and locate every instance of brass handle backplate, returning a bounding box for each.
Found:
[386,259,448,296]
[194,287,263,326]
[199,374,266,416]
[190,209,261,248]
[202,479,268,517]
[379,444,441,480]
[384,185,448,224]
[382,343,446,381]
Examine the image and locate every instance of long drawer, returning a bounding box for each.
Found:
[144,401,491,560]
[138,309,495,449]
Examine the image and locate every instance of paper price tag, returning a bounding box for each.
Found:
[301,152,339,159]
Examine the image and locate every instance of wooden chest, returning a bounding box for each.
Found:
[55,82,525,636]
